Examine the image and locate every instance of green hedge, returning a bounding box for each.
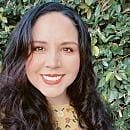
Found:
[0,0,130,129]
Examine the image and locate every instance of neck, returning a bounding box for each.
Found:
[47,92,70,105]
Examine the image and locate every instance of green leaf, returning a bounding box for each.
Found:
[118,109,123,117]
[74,0,80,4]
[92,45,100,57]
[125,85,130,96]
[23,0,28,2]
[97,28,107,43]
[98,77,106,88]
[116,4,121,13]
[108,89,119,102]
[105,71,113,82]
[85,0,96,6]
[119,72,127,80]
[91,37,97,45]
[87,8,92,19]
[0,7,4,12]
[110,77,116,88]
[114,72,122,81]
[103,14,109,20]
[125,96,130,105]
[1,16,7,23]
[102,61,108,67]
[94,4,100,17]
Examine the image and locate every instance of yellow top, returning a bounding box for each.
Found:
[51,104,82,130]
[0,104,82,130]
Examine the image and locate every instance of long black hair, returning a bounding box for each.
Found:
[0,2,113,130]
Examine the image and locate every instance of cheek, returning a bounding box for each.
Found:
[25,58,39,84]
[25,55,44,73]
[63,55,80,74]
[74,55,80,74]
[73,59,80,75]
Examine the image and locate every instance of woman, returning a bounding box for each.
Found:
[0,2,113,130]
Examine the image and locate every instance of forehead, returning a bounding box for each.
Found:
[31,12,78,43]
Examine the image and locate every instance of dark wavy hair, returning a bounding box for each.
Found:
[0,2,113,130]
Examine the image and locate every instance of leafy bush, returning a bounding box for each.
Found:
[0,0,130,129]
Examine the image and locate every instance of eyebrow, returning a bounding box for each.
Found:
[32,40,78,46]
[32,40,47,44]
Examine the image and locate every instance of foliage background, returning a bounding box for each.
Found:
[0,0,130,129]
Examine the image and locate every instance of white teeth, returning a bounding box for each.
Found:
[43,75,62,81]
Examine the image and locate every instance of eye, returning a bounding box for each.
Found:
[62,47,74,53]
[33,46,46,53]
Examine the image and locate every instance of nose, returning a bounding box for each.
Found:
[44,51,61,69]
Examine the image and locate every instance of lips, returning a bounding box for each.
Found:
[41,74,65,85]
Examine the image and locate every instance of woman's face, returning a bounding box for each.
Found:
[25,12,80,105]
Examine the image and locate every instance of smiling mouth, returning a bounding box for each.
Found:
[41,74,65,85]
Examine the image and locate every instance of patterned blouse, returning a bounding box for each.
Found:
[51,104,82,130]
[0,104,82,130]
